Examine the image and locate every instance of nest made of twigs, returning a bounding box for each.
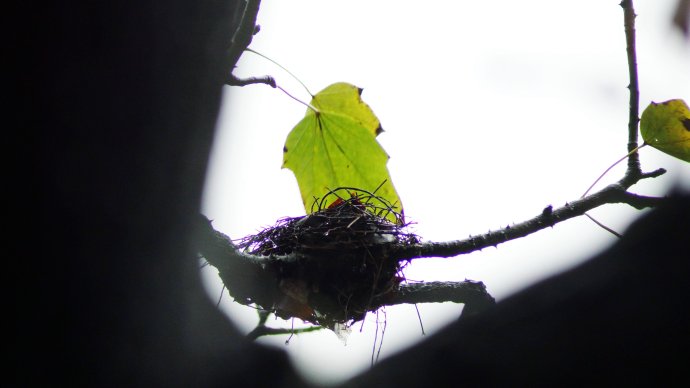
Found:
[236,187,419,328]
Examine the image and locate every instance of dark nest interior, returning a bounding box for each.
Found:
[234,188,419,329]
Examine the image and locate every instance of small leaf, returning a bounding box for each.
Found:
[282,82,403,223]
[640,99,690,162]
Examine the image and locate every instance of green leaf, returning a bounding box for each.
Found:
[640,99,690,163]
[282,82,403,223]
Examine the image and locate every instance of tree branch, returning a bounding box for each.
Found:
[380,281,495,318]
[227,73,276,87]
[390,181,664,261]
[243,280,495,340]
[621,0,642,176]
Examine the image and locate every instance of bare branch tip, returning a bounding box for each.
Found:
[226,74,277,88]
[641,168,666,179]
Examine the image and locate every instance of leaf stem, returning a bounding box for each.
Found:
[581,144,645,198]
[276,85,319,113]
[246,48,314,97]
[584,213,622,238]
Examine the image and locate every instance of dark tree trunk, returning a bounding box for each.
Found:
[24,1,303,386]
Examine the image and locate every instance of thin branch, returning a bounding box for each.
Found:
[381,281,495,313]
[390,181,665,261]
[621,0,642,176]
[617,189,667,209]
[243,281,495,340]
[580,2,651,237]
[639,168,666,180]
[227,74,276,88]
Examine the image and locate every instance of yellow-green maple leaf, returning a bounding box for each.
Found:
[282,82,403,223]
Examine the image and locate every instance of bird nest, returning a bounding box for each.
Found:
[235,188,419,329]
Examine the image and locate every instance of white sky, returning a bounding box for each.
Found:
[201,0,690,385]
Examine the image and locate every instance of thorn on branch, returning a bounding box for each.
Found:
[542,205,553,217]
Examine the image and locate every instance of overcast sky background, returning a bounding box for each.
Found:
[201,0,690,385]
